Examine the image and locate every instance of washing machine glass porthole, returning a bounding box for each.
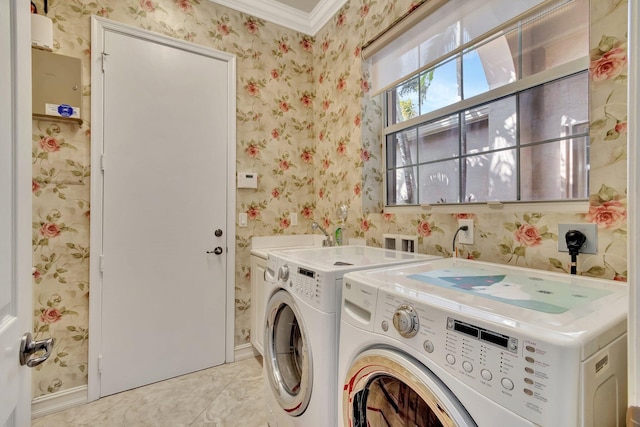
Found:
[265,290,313,417]
[343,349,476,427]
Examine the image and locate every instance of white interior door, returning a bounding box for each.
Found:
[0,1,33,425]
[90,18,235,397]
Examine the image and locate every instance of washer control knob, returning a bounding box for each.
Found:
[501,377,515,391]
[392,304,419,338]
[278,265,289,282]
[462,361,473,373]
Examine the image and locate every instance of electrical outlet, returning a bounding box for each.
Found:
[558,223,597,254]
[458,219,474,245]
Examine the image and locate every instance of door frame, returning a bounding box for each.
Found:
[88,16,236,402]
[0,0,32,424]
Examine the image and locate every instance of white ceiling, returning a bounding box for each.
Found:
[209,0,347,35]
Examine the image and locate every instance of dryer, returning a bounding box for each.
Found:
[263,246,440,427]
[339,258,628,427]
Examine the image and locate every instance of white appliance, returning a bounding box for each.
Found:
[339,258,628,427]
[263,246,440,427]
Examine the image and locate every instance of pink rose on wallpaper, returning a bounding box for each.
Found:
[140,0,155,12]
[247,207,260,220]
[336,13,346,27]
[354,183,361,196]
[301,150,313,164]
[383,213,395,222]
[217,23,230,36]
[613,275,627,282]
[40,308,62,324]
[354,46,361,58]
[301,94,313,108]
[280,217,290,229]
[32,179,40,193]
[354,115,361,127]
[279,42,289,54]
[360,79,370,93]
[318,73,325,84]
[271,129,280,139]
[271,69,280,79]
[271,188,280,199]
[40,223,61,238]
[39,136,61,152]
[454,213,475,219]
[417,221,432,237]
[590,47,627,82]
[318,188,325,199]
[514,224,542,247]
[246,145,259,158]
[244,19,259,34]
[615,121,627,133]
[337,142,346,156]
[586,200,627,228]
[360,4,370,17]
[322,41,330,52]
[337,78,346,91]
[300,38,313,52]
[279,101,289,112]
[322,159,330,170]
[322,99,330,111]
[360,219,370,232]
[318,131,324,142]
[301,206,313,218]
[323,218,331,229]
[360,149,370,162]
[33,269,41,280]
[279,159,290,171]
[175,0,192,12]
[245,82,260,97]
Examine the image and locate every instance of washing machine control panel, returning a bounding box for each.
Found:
[372,287,583,427]
[268,258,336,312]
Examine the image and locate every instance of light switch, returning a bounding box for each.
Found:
[239,213,248,227]
[237,172,258,189]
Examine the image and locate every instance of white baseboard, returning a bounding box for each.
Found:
[234,343,260,362]
[31,385,88,419]
[31,345,257,419]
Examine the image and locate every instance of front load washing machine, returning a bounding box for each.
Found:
[263,246,440,427]
[339,258,628,427]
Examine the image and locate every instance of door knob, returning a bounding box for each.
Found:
[19,333,54,368]
[207,247,224,255]
[214,229,223,237]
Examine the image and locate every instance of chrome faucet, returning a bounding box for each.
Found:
[311,222,333,247]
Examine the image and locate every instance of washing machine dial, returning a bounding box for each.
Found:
[278,265,290,282]
[392,304,419,338]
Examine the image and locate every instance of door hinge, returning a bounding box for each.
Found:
[101,52,109,73]
[100,154,106,171]
[98,355,103,373]
[99,254,104,272]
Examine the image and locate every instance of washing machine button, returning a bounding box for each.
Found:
[446,354,456,365]
[462,361,473,373]
[423,340,434,353]
[501,377,515,391]
[481,369,492,381]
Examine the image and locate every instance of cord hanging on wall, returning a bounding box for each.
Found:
[565,230,587,275]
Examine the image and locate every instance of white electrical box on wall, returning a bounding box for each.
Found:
[237,172,258,189]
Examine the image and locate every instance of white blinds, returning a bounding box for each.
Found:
[365,0,548,95]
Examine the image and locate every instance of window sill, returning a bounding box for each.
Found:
[383,200,590,215]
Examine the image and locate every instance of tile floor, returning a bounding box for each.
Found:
[32,356,267,427]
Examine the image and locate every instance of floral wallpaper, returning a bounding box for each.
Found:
[30,0,628,400]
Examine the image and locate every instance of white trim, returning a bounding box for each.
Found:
[209,0,347,35]
[31,386,88,419]
[627,0,638,410]
[234,343,260,361]
[383,200,590,215]
[88,16,237,402]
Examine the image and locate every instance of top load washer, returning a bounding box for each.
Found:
[339,258,628,427]
[263,245,440,427]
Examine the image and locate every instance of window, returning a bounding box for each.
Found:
[375,0,589,206]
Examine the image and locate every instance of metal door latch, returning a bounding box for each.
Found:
[19,333,54,368]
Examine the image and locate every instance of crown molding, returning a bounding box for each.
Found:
[209,0,347,35]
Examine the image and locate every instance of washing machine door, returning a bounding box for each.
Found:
[264,289,313,417]
[343,348,476,427]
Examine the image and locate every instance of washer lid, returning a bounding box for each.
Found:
[344,258,627,335]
